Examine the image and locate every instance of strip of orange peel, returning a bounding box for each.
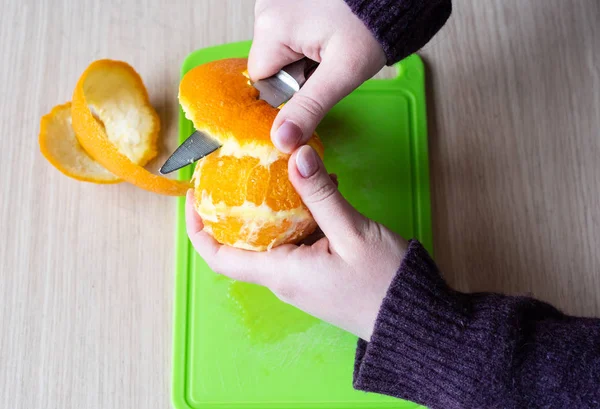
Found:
[71,59,190,196]
[39,102,122,184]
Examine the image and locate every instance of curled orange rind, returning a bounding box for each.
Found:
[40,59,190,196]
[39,102,121,184]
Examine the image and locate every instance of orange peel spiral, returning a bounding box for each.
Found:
[71,59,190,196]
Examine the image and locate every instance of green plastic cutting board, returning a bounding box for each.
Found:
[173,41,432,409]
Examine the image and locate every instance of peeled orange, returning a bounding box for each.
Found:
[179,58,324,251]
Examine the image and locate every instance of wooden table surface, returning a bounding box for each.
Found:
[1,0,599,407]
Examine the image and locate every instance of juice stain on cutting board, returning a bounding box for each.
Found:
[228,281,319,343]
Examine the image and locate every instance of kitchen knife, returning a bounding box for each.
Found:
[159,57,319,175]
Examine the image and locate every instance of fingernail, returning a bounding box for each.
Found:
[296,146,319,178]
[274,120,302,152]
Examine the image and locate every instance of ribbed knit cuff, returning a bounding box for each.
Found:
[344,0,452,65]
[353,240,497,408]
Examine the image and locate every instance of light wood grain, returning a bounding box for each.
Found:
[1,0,599,408]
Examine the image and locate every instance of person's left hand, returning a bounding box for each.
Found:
[186,145,408,341]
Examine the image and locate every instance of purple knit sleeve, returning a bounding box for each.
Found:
[354,240,600,408]
[343,0,452,65]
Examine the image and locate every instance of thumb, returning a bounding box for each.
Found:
[272,58,358,153]
[288,145,368,250]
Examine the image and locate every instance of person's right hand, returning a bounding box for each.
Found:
[249,0,386,153]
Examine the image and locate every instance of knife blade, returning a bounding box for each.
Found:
[159,58,319,175]
[159,130,221,175]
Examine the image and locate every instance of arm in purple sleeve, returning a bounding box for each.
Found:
[344,0,453,64]
[354,240,600,409]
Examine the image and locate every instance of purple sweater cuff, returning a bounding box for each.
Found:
[344,0,452,65]
[353,239,484,407]
[353,240,600,408]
